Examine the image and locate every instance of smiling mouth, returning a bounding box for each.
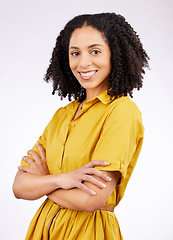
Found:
[78,70,97,79]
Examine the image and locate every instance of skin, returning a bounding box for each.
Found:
[13,143,112,199]
[14,143,120,212]
[69,26,112,101]
[13,26,120,212]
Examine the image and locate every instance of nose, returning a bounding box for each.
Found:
[79,53,92,69]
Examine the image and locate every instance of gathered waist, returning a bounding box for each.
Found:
[25,199,122,240]
[57,204,115,213]
[58,204,115,212]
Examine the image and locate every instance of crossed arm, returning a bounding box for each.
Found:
[13,143,120,212]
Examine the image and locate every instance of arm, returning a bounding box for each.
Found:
[47,170,120,212]
[13,142,57,200]
[13,143,112,200]
[13,170,59,200]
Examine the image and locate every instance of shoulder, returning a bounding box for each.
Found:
[100,97,144,141]
[108,96,141,118]
[48,100,78,124]
[111,96,140,112]
[105,97,143,130]
[52,100,76,117]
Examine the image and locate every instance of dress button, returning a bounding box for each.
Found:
[71,122,75,127]
[122,160,125,164]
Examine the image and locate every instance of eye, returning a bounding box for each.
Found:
[70,52,79,57]
[91,50,101,55]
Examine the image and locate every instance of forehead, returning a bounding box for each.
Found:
[69,26,107,47]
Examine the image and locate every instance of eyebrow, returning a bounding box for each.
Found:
[69,44,103,50]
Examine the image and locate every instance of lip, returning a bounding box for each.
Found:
[78,70,97,80]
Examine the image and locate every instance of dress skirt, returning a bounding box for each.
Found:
[25,199,123,240]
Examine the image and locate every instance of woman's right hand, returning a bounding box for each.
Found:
[55,161,112,195]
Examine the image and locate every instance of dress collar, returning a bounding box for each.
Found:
[95,90,113,104]
[66,90,114,112]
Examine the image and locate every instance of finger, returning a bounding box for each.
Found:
[84,168,112,182]
[76,182,96,196]
[37,142,46,162]
[82,175,107,189]
[22,156,34,165]
[84,160,110,168]
[27,150,41,163]
[18,165,30,172]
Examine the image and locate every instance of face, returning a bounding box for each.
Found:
[69,26,112,99]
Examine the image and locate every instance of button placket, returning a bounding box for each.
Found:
[71,122,75,127]
[58,118,71,171]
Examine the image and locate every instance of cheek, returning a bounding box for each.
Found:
[68,57,73,69]
[104,57,112,73]
[69,58,78,72]
[96,59,111,72]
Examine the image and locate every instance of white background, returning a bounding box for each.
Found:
[1,0,173,239]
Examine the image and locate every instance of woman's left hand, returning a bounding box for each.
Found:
[18,142,50,176]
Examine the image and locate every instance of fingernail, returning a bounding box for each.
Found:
[91,190,96,195]
[101,183,106,188]
[106,176,112,181]
[104,162,110,165]
[22,156,26,160]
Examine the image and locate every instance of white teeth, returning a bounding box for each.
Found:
[80,71,96,77]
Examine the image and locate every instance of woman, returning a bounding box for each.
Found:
[13,13,149,239]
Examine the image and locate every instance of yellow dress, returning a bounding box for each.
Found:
[21,90,144,240]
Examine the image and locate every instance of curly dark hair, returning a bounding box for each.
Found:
[44,13,149,101]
